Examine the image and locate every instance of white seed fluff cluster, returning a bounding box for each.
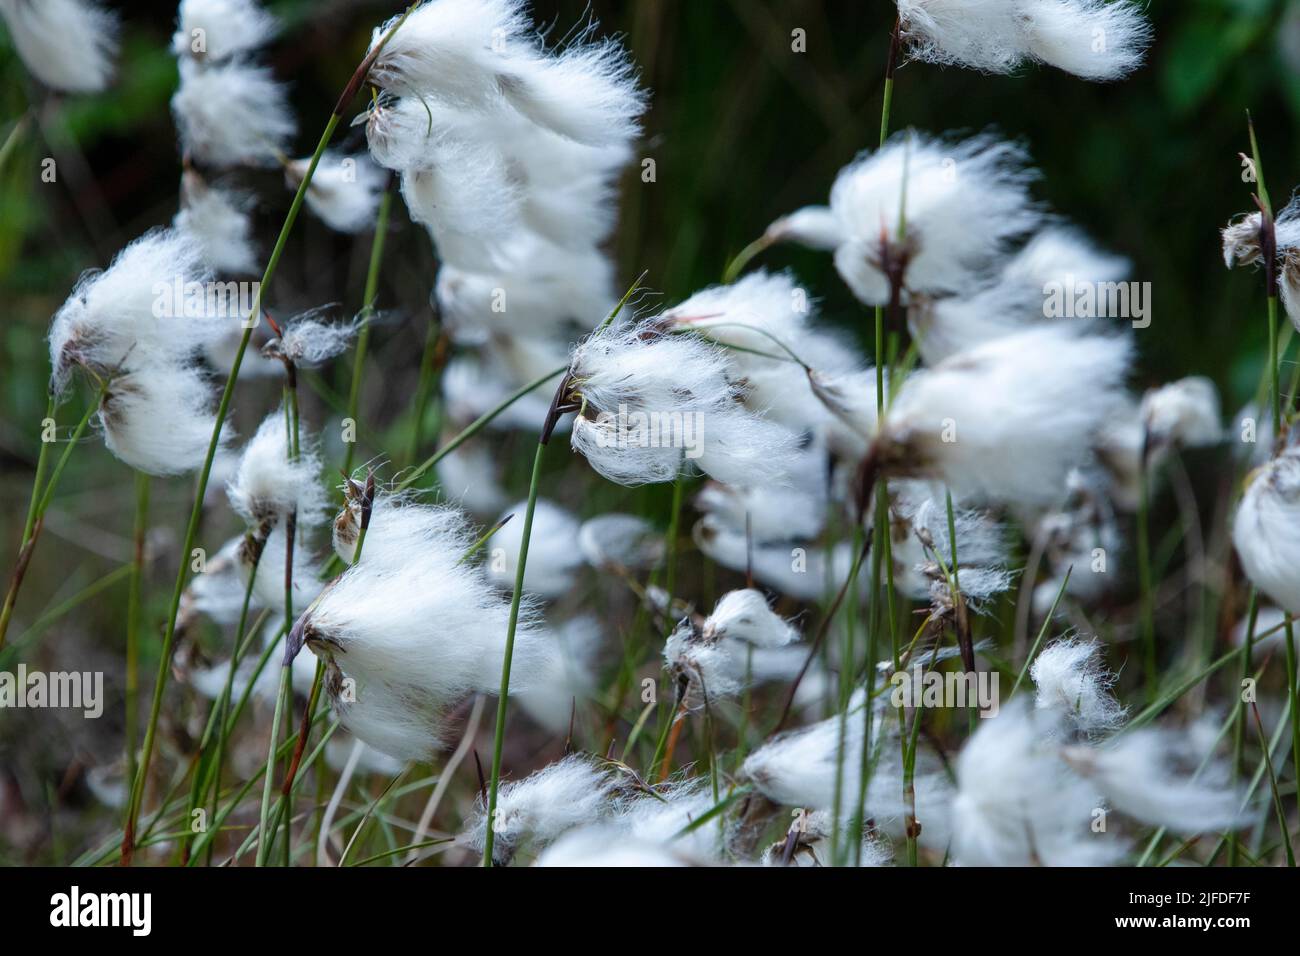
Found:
[287,151,388,235]
[567,323,799,487]
[1233,447,1300,616]
[170,0,294,167]
[47,228,232,475]
[0,0,118,93]
[360,0,648,494]
[301,493,561,761]
[896,0,1153,80]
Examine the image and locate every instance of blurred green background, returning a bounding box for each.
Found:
[0,0,1295,856]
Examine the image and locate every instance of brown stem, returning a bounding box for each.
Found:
[656,701,688,783]
[0,517,44,649]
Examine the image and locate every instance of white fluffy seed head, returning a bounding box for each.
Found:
[1222,201,1300,330]
[1029,637,1126,735]
[172,0,278,62]
[1062,728,1242,834]
[98,360,227,475]
[307,496,560,759]
[461,754,619,864]
[896,0,1151,81]
[743,691,952,844]
[172,57,296,167]
[1140,377,1222,450]
[765,205,843,250]
[533,826,692,866]
[486,499,584,599]
[263,310,363,369]
[174,171,258,275]
[226,409,329,530]
[288,152,388,234]
[825,132,1041,304]
[1233,448,1300,615]
[568,324,799,487]
[47,228,223,394]
[368,0,645,146]
[1017,0,1153,81]
[702,589,799,648]
[0,0,118,92]
[879,324,1132,507]
[332,491,467,568]
[909,225,1129,363]
[577,513,664,571]
[951,700,1120,866]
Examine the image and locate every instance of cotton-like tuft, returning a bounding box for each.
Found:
[262,311,363,369]
[1063,729,1242,834]
[567,324,799,487]
[533,826,692,866]
[896,1,1151,81]
[908,226,1129,364]
[47,228,225,394]
[577,514,664,571]
[305,496,560,759]
[876,324,1132,507]
[486,498,584,599]
[226,408,329,530]
[702,589,799,648]
[1140,377,1222,451]
[98,361,227,475]
[367,0,644,147]
[777,132,1041,305]
[172,0,277,62]
[461,754,619,864]
[1029,637,1126,735]
[0,0,118,92]
[172,57,296,167]
[1232,446,1300,615]
[287,152,387,234]
[1222,198,1300,330]
[174,171,258,275]
[950,700,1120,865]
[743,691,953,846]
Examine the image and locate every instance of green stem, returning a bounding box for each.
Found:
[482,440,547,867]
[20,395,55,544]
[124,472,149,790]
[122,109,344,866]
[0,112,31,177]
[407,320,443,465]
[201,564,265,854]
[0,388,102,648]
[343,184,394,477]
[1136,455,1155,701]
[256,665,292,867]
[663,470,686,635]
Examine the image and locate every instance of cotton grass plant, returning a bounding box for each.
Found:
[1,0,1298,874]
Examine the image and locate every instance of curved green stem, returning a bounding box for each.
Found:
[343,184,394,477]
[482,440,547,866]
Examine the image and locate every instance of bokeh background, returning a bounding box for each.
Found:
[0,0,1295,862]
